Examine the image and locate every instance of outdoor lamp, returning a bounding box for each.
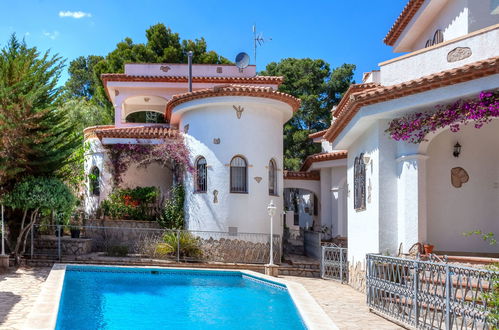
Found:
[363,154,371,165]
[267,200,276,266]
[453,142,461,158]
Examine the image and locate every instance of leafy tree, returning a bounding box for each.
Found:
[64,23,231,118]
[4,176,75,263]
[260,59,355,170]
[63,55,103,100]
[0,35,81,187]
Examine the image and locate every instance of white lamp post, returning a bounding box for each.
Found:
[267,200,276,266]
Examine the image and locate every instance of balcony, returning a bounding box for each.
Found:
[379,24,499,86]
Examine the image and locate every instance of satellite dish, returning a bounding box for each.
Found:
[235,52,250,69]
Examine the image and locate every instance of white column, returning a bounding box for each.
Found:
[114,104,123,127]
[396,154,428,253]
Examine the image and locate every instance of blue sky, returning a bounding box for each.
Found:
[0,0,408,84]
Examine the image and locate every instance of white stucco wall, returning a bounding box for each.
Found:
[347,124,381,264]
[380,26,499,86]
[176,96,291,235]
[425,119,499,254]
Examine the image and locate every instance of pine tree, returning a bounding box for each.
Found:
[0,35,81,188]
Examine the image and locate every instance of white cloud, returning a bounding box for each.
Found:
[42,30,60,40]
[58,11,92,19]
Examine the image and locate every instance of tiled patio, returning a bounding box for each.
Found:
[0,267,51,330]
[0,267,402,330]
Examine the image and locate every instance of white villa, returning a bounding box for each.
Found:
[286,0,499,286]
[84,64,299,236]
[84,0,498,283]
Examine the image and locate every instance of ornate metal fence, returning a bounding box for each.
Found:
[321,245,348,283]
[28,224,281,265]
[366,254,498,330]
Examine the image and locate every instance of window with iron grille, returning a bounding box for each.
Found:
[89,167,100,196]
[230,156,248,193]
[268,159,278,195]
[195,157,207,193]
[354,153,366,211]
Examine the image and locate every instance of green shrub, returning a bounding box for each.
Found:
[102,186,159,220]
[106,245,129,257]
[158,184,185,229]
[155,231,202,259]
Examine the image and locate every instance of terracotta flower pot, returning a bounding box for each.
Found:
[423,244,434,255]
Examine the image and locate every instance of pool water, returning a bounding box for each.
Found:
[56,266,306,330]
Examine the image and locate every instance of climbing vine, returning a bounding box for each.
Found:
[105,138,194,186]
[386,90,499,144]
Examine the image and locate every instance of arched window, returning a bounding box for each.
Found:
[433,29,443,45]
[354,154,366,211]
[230,156,248,193]
[268,159,278,196]
[89,167,100,196]
[195,157,207,193]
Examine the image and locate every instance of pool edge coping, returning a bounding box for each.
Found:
[24,263,338,330]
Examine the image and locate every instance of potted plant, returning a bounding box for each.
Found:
[70,212,82,239]
[423,243,434,255]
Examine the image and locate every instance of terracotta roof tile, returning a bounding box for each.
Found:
[283,170,320,181]
[165,84,301,120]
[101,74,283,84]
[300,151,348,171]
[308,129,328,139]
[324,56,499,143]
[84,125,179,140]
[384,0,425,46]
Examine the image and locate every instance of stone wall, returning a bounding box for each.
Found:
[34,236,92,256]
[348,261,366,293]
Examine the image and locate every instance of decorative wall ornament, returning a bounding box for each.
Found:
[160,65,171,72]
[451,167,469,188]
[354,153,366,211]
[447,47,472,63]
[144,97,150,102]
[114,90,120,96]
[184,124,189,134]
[216,67,223,73]
[213,190,219,204]
[213,138,220,144]
[233,105,244,119]
[254,177,262,183]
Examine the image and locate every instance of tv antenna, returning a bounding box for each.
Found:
[235,52,250,72]
[253,24,271,67]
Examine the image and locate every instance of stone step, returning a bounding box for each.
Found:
[278,266,321,278]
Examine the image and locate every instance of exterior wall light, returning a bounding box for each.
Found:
[363,154,371,165]
[453,142,461,158]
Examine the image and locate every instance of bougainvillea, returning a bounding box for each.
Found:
[105,137,194,186]
[386,90,499,144]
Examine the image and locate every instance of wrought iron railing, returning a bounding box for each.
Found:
[321,245,348,283]
[27,224,281,265]
[366,254,498,330]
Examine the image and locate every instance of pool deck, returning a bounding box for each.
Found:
[0,266,402,330]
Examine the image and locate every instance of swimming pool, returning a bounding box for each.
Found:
[55,265,307,329]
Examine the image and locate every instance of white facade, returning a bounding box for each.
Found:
[84,63,296,236]
[321,0,499,267]
[172,96,293,234]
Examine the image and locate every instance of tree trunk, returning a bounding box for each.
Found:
[13,208,39,265]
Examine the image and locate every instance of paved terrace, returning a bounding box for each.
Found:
[0,267,402,330]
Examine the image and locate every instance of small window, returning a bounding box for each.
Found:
[230,156,248,193]
[354,154,366,211]
[433,29,443,45]
[89,167,100,196]
[268,159,278,196]
[195,157,207,193]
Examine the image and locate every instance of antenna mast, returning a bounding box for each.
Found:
[252,24,271,68]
